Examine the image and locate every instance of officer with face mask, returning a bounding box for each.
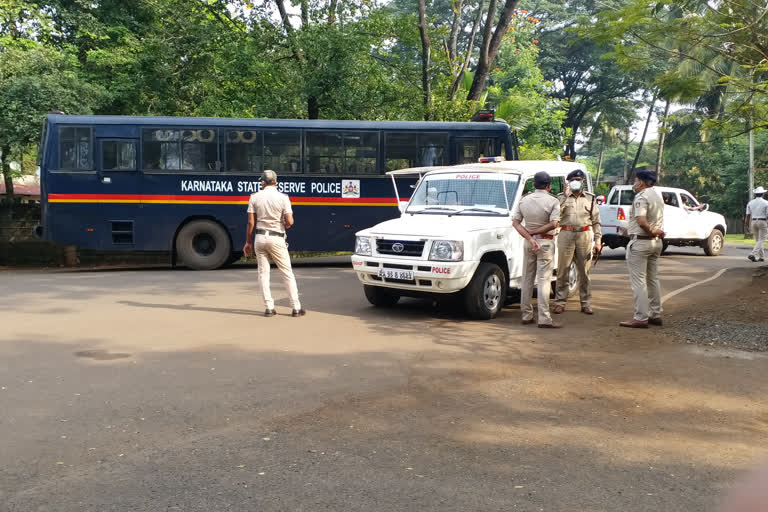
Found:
[553,169,602,315]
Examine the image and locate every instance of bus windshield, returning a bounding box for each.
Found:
[407,174,520,215]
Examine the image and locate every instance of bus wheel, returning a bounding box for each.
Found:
[176,220,231,270]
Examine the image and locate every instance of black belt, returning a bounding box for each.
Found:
[255,229,285,237]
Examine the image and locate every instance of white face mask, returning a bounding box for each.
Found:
[569,180,583,192]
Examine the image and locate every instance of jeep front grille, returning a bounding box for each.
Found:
[376,239,425,257]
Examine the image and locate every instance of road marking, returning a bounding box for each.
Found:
[661,268,729,304]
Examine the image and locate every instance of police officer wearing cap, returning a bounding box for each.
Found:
[745,186,768,262]
[553,169,602,315]
[243,170,306,317]
[512,171,562,328]
[620,169,665,328]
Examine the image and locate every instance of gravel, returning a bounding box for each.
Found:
[665,266,768,352]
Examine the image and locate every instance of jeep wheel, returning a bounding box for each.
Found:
[703,229,724,256]
[364,285,400,307]
[566,259,592,297]
[464,262,506,320]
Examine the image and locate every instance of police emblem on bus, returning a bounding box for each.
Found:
[341,179,360,198]
[392,243,404,253]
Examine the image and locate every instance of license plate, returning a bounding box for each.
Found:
[378,269,414,280]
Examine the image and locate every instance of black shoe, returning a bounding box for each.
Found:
[264,309,276,317]
[291,309,306,317]
[748,255,756,262]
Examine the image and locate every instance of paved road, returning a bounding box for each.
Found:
[1,244,766,512]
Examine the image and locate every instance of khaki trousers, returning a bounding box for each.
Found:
[255,234,301,310]
[750,220,767,260]
[626,239,662,322]
[520,238,555,325]
[555,230,592,308]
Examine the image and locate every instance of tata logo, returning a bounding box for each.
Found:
[391,243,405,253]
[432,266,451,274]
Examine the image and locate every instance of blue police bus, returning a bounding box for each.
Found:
[38,114,515,269]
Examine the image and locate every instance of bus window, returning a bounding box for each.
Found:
[59,127,92,170]
[344,132,377,175]
[264,130,301,174]
[142,128,217,171]
[102,141,136,170]
[457,137,495,164]
[225,129,262,173]
[307,131,343,174]
[385,132,447,171]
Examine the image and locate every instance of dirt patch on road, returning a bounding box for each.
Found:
[666,266,768,351]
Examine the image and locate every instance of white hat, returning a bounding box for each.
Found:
[755,186,767,194]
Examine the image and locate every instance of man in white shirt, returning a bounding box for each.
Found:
[243,170,305,317]
[745,186,768,262]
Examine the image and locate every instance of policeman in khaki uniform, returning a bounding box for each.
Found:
[553,169,602,315]
[745,186,768,262]
[620,169,665,328]
[512,171,562,328]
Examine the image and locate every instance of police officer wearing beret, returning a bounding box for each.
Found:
[553,169,602,315]
[512,171,562,328]
[620,169,665,328]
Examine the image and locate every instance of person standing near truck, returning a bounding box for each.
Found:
[620,170,665,328]
[553,169,602,315]
[512,171,562,328]
[745,186,768,262]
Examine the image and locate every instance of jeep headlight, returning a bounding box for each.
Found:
[429,240,463,261]
[355,236,372,256]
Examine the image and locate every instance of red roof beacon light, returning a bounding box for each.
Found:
[471,109,495,122]
[478,156,504,163]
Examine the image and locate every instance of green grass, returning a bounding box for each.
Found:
[725,234,757,246]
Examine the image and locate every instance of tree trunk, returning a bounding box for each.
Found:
[450,0,484,101]
[418,0,431,121]
[595,141,605,189]
[622,128,630,185]
[1,146,13,201]
[629,92,658,178]
[655,99,670,184]
[466,0,519,102]
[448,0,465,63]
[328,0,338,24]
[308,96,319,120]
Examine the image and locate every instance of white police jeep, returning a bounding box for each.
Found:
[351,160,592,319]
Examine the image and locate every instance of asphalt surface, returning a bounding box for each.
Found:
[1,243,767,512]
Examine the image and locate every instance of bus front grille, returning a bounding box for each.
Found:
[376,239,425,257]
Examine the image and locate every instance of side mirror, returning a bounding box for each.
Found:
[596,195,606,205]
[702,203,710,211]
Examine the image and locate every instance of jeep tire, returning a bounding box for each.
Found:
[703,228,724,256]
[464,262,506,320]
[364,285,401,307]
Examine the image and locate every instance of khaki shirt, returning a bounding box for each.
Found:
[558,191,602,241]
[628,187,664,236]
[512,189,560,235]
[746,197,768,219]
[247,186,293,232]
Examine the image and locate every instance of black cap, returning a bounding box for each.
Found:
[636,169,657,184]
[567,169,586,180]
[533,171,552,186]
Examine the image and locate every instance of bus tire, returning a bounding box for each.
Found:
[364,285,400,307]
[176,220,231,270]
[464,262,506,320]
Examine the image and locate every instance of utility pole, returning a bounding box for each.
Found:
[749,126,755,201]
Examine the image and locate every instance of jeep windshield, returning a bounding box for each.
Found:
[406,173,520,216]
